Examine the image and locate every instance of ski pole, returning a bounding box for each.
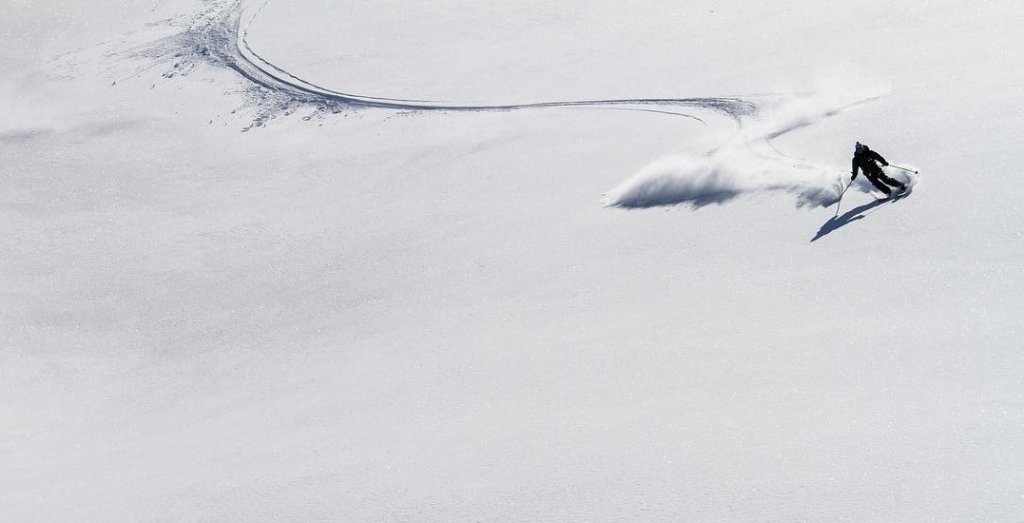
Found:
[888,164,918,174]
[834,180,853,218]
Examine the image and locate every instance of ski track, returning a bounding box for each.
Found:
[123,0,888,215]
[129,0,759,128]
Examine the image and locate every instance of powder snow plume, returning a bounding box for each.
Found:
[603,150,845,209]
[604,82,886,210]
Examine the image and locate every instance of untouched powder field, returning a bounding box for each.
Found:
[3,1,1023,520]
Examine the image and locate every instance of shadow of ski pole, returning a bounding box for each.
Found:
[810,199,889,242]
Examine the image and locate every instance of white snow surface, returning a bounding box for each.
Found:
[3,0,1024,521]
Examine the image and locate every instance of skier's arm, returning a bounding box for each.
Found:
[869,150,888,166]
[851,158,859,180]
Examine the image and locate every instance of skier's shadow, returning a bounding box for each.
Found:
[810,199,888,242]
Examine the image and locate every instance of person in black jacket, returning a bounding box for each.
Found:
[852,142,906,196]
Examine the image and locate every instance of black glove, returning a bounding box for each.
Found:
[850,171,858,181]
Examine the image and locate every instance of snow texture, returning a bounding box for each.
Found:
[4,0,1024,521]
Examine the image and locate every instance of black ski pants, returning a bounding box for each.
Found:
[864,169,904,195]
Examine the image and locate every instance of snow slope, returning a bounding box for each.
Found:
[3,0,1024,521]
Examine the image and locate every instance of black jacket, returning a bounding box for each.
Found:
[852,148,888,179]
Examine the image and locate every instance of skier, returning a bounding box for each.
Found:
[852,142,906,197]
